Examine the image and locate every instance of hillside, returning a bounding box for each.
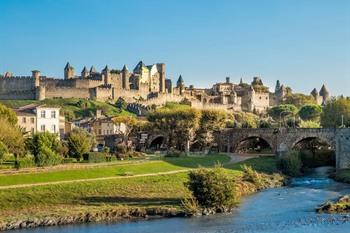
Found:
[0,98,135,120]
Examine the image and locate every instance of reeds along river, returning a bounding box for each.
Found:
[11,167,350,233]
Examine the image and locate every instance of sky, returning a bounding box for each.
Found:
[0,0,349,96]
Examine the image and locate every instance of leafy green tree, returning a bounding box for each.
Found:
[299,120,321,128]
[186,166,238,209]
[0,118,25,158]
[27,132,63,166]
[298,104,322,121]
[67,128,95,161]
[148,107,201,153]
[321,98,350,128]
[0,103,18,125]
[268,104,298,121]
[282,93,316,108]
[232,112,259,128]
[196,110,227,152]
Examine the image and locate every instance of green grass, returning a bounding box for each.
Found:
[0,155,279,222]
[225,156,279,174]
[0,154,230,186]
[0,98,135,120]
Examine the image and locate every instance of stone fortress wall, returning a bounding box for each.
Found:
[0,62,330,113]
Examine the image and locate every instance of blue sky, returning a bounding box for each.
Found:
[0,0,349,95]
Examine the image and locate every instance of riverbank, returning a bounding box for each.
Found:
[0,155,283,231]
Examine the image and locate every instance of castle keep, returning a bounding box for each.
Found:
[0,62,330,113]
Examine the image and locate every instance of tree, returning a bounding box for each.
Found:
[232,112,259,128]
[0,103,18,125]
[27,132,63,166]
[186,166,238,210]
[196,110,227,152]
[321,98,350,128]
[299,120,321,128]
[268,104,298,122]
[282,93,316,108]
[67,128,95,161]
[298,104,322,121]
[0,118,25,158]
[148,107,201,153]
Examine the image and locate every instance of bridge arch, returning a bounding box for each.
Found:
[232,135,274,153]
[148,135,166,150]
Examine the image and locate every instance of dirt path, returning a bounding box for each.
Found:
[227,153,274,163]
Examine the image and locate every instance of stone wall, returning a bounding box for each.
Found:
[45,87,90,99]
[0,76,35,92]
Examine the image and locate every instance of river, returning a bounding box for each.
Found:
[9,167,350,233]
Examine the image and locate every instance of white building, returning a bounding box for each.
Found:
[15,104,62,137]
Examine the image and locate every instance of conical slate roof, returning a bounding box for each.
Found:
[319,84,329,96]
[64,62,73,70]
[90,66,97,73]
[310,88,318,97]
[102,65,110,72]
[177,75,184,83]
[122,65,129,72]
[81,66,88,73]
[133,61,146,73]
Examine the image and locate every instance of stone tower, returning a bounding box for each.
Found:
[177,75,185,95]
[102,65,111,85]
[319,84,330,105]
[157,63,166,93]
[64,62,75,79]
[275,80,281,93]
[81,66,89,78]
[32,70,41,87]
[121,65,130,90]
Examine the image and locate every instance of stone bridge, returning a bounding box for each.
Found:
[218,128,350,169]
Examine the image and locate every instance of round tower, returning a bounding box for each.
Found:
[102,65,111,85]
[32,70,41,87]
[122,65,130,90]
[64,62,75,79]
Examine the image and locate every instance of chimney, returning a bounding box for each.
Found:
[226,77,230,84]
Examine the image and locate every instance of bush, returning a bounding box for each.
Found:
[84,152,110,163]
[0,141,8,162]
[186,166,238,210]
[241,165,265,190]
[27,132,63,167]
[62,157,77,164]
[15,155,35,169]
[277,151,302,176]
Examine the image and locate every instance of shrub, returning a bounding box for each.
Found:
[241,165,264,190]
[15,155,35,169]
[84,152,109,163]
[0,141,8,162]
[62,158,77,164]
[277,151,302,176]
[27,132,63,167]
[186,166,238,210]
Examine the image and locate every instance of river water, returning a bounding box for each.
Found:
[10,167,350,233]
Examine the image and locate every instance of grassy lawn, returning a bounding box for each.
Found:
[0,154,230,186]
[0,155,278,223]
[225,156,278,174]
[0,98,135,120]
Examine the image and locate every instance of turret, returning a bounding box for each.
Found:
[310,88,318,98]
[240,78,243,85]
[275,80,281,93]
[89,66,97,74]
[32,70,41,87]
[102,65,110,85]
[226,77,230,84]
[176,75,185,95]
[157,63,166,93]
[81,66,89,78]
[121,65,129,89]
[319,84,330,105]
[64,62,75,79]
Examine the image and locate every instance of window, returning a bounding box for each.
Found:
[40,110,46,118]
[51,125,56,133]
[51,111,56,119]
[22,117,26,123]
[41,125,45,132]
[30,117,35,124]
[98,129,102,135]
